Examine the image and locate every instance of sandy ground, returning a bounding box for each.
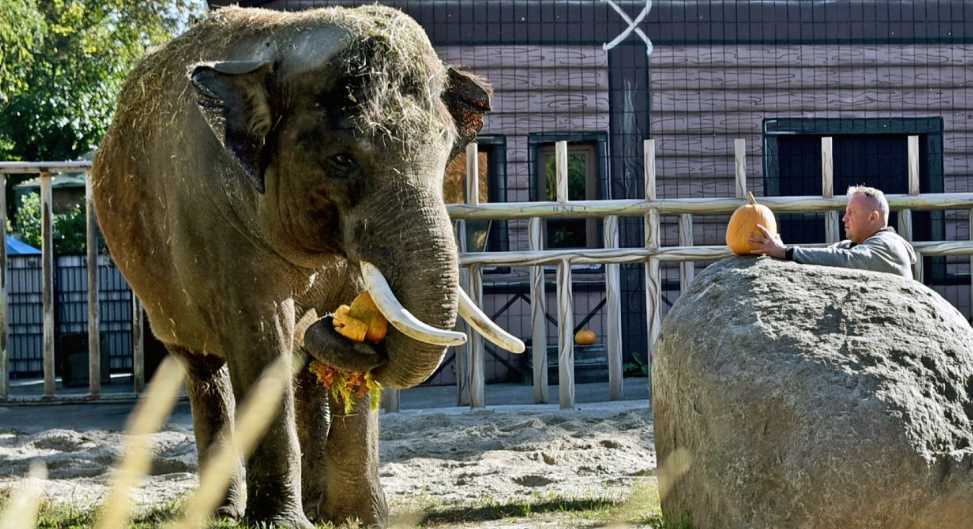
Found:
[0,399,656,526]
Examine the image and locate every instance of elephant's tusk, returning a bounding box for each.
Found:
[360,261,467,347]
[457,288,526,354]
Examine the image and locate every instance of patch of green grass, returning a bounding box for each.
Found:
[420,495,618,525]
[3,481,694,529]
[4,497,367,529]
[413,479,695,529]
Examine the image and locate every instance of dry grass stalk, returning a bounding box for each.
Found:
[93,355,187,529]
[0,461,48,529]
[657,448,693,502]
[165,353,303,529]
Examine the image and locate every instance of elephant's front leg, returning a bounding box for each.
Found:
[294,364,331,521]
[321,394,388,527]
[224,299,313,529]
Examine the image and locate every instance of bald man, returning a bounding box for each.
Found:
[749,185,917,280]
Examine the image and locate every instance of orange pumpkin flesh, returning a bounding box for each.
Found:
[726,192,778,256]
[574,328,597,346]
[333,292,388,344]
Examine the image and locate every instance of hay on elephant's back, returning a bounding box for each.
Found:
[111,4,451,158]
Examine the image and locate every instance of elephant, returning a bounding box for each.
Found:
[91,5,523,528]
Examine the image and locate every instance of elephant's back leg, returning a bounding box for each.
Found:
[168,345,246,520]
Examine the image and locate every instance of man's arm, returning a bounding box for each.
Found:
[791,244,878,269]
[791,237,908,277]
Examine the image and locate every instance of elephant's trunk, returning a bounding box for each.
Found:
[349,185,459,389]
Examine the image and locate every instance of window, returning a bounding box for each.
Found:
[443,136,508,252]
[763,117,956,283]
[529,133,608,250]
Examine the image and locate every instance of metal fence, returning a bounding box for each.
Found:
[7,254,133,377]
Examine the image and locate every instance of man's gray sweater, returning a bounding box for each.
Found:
[790,227,917,280]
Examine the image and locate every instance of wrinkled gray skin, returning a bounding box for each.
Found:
[92,6,490,528]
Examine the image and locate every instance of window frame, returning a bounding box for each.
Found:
[762,117,944,196]
[528,132,610,252]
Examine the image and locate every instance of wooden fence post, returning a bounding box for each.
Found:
[132,295,144,392]
[465,143,486,408]
[734,138,747,199]
[41,171,55,398]
[468,265,485,408]
[0,173,7,400]
[678,214,694,291]
[554,141,575,408]
[605,215,623,400]
[821,137,840,244]
[899,136,922,282]
[557,258,574,409]
[644,140,661,390]
[529,217,549,403]
[86,171,101,398]
[454,220,470,406]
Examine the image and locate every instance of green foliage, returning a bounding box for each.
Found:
[0,0,204,162]
[624,354,650,377]
[14,192,87,255]
[0,0,44,106]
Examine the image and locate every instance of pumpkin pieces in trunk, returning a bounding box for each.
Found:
[309,292,388,413]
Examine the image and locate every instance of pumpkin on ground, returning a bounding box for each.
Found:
[725,192,778,256]
[575,328,598,346]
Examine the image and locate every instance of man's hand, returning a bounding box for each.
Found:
[748,224,787,259]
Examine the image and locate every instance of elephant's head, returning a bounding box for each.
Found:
[189,6,521,388]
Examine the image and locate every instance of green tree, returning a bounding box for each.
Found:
[0,0,204,162]
[13,192,88,255]
[0,0,45,154]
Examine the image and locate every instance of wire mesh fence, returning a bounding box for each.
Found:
[233,0,973,386]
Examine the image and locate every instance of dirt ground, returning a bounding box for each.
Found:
[0,399,657,527]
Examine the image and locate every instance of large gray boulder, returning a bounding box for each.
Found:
[653,257,973,529]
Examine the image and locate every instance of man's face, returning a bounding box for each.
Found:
[843,193,881,244]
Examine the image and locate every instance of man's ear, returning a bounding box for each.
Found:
[442,67,492,160]
[190,60,275,193]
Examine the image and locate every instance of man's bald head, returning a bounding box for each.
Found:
[843,185,889,243]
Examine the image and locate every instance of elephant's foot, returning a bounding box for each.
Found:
[214,475,246,520]
[320,503,388,529]
[245,509,314,529]
[214,504,243,522]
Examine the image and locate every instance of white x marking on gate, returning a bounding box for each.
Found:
[602,0,654,56]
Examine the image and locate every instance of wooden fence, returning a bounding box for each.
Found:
[435,136,973,412]
[0,161,137,402]
[3,136,973,409]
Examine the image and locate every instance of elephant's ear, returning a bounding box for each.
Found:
[190,60,275,193]
[442,67,492,160]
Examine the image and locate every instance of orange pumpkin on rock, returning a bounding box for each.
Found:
[726,192,778,256]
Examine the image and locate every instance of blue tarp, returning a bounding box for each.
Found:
[7,235,40,255]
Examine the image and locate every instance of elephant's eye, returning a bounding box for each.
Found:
[327,153,358,175]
